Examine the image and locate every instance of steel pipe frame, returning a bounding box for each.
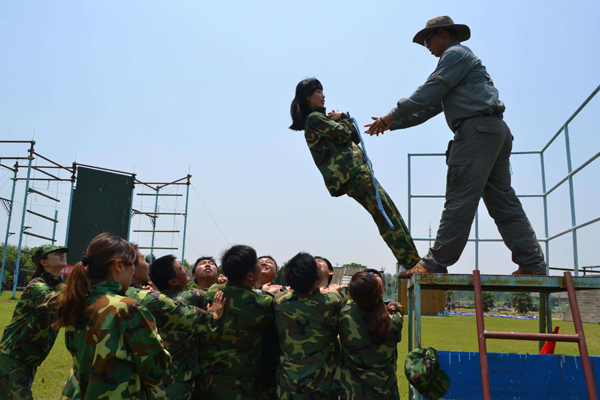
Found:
[12,143,34,299]
[26,209,58,223]
[181,175,191,263]
[0,164,18,293]
[407,85,600,278]
[23,231,56,242]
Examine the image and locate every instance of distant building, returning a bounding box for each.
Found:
[331,266,365,286]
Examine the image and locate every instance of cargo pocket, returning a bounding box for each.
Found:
[447,158,472,186]
[477,125,503,134]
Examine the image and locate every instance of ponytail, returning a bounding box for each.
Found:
[53,262,89,330]
[53,232,137,330]
[289,78,323,131]
[348,271,390,346]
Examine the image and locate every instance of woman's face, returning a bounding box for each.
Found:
[114,259,136,289]
[132,251,150,284]
[307,89,325,108]
[316,258,333,288]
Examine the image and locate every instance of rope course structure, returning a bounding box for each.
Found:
[131,174,192,263]
[0,140,192,298]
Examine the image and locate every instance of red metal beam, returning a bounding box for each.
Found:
[473,270,492,400]
[485,332,580,342]
[565,272,598,400]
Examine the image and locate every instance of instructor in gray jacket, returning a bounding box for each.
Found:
[366,16,546,277]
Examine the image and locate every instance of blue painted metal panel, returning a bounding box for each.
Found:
[431,351,600,399]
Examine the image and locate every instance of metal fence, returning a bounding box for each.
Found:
[407,85,600,276]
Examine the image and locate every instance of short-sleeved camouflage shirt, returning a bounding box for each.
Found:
[197,281,274,397]
[126,286,217,384]
[274,290,343,399]
[332,303,403,400]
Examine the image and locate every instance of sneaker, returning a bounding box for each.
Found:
[398,263,435,278]
[510,268,547,277]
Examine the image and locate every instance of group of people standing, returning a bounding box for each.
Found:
[0,234,403,400]
[0,13,552,400]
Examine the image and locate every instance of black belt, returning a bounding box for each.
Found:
[455,112,503,131]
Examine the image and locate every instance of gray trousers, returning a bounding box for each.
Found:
[420,115,546,273]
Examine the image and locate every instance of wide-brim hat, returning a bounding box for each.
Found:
[413,16,470,47]
[405,347,451,400]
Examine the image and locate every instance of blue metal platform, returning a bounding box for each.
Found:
[435,351,600,400]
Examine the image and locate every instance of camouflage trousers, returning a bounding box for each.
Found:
[0,355,34,400]
[196,374,257,400]
[343,171,420,268]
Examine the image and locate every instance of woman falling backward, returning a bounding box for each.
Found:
[289,78,420,269]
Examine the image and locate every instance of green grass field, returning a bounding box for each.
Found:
[2,291,599,399]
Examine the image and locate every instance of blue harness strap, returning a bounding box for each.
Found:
[347,112,394,230]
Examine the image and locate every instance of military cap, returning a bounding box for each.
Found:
[404,347,450,400]
[32,244,70,267]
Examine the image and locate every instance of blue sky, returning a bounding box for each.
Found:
[1,1,598,275]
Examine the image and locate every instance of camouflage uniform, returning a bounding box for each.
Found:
[257,323,279,400]
[332,303,403,400]
[0,271,63,400]
[274,290,343,400]
[63,280,170,399]
[151,288,211,400]
[404,347,450,400]
[197,281,274,400]
[304,107,420,268]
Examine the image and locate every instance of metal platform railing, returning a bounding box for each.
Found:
[407,84,600,276]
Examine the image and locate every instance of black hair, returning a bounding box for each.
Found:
[54,233,137,329]
[365,268,384,285]
[32,256,47,278]
[221,245,257,283]
[192,256,217,275]
[284,252,319,295]
[149,254,178,291]
[349,271,389,345]
[315,256,333,285]
[289,78,323,131]
[258,255,278,271]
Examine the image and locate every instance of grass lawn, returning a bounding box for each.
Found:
[2,290,599,400]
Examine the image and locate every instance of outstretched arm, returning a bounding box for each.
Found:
[366,48,471,136]
[389,102,443,130]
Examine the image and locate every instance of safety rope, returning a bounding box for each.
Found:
[346,112,394,229]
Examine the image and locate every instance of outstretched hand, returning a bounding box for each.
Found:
[262,282,283,293]
[364,114,393,136]
[207,290,226,321]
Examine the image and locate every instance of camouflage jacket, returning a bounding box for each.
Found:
[304,107,369,197]
[198,281,274,380]
[0,271,63,369]
[64,280,170,400]
[332,303,403,400]
[163,287,207,308]
[126,286,217,384]
[274,290,343,398]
